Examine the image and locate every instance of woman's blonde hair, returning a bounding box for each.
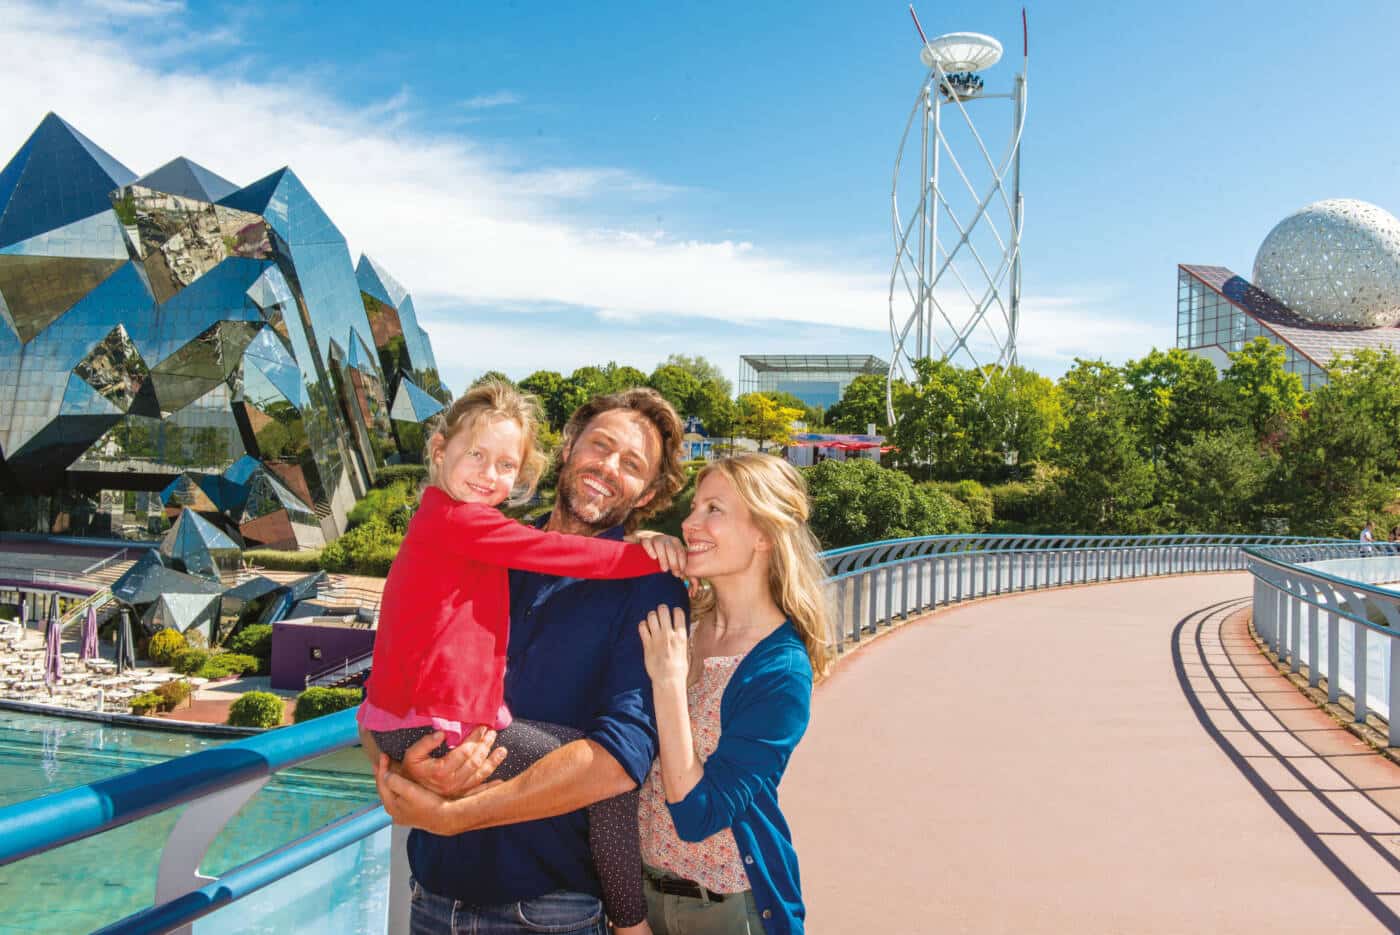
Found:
[690,453,834,682]
[426,379,548,503]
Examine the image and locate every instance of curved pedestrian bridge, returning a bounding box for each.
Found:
[4,535,1400,932]
[786,573,1400,933]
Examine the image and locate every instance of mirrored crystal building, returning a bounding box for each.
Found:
[0,114,449,546]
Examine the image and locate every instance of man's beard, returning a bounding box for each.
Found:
[555,463,644,533]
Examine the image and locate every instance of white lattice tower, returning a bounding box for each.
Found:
[888,10,1027,423]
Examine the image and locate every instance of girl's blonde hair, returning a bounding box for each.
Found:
[426,380,548,503]
[690,453,834,682]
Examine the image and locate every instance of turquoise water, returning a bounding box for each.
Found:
[0,711,390,933]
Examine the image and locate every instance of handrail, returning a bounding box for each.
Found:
[304,648,375,688]
[0,531,1349,932]
[1242,541,1400,743]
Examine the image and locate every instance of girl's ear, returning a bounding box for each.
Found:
[428,431,446,462]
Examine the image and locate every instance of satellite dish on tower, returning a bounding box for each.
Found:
[919,32,1003,72]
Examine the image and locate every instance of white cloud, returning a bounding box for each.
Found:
[0,1,1155,380]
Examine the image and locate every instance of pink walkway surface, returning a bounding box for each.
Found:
[782,573,1400,933]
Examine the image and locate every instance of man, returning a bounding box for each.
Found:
[1361,519,1375,556]
[367,387,690,935]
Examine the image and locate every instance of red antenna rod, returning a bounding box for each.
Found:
[909,4,930,47]
[1022,7,1028,58]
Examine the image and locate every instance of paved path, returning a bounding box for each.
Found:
[783,573,1400,933]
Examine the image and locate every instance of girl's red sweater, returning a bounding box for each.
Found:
[363,485,663,728]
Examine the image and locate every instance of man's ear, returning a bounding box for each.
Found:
[635,487,657,510]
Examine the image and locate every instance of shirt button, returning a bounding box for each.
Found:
[744,855,754,865]
[762,909,772,919]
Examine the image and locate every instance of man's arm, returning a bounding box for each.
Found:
[375,735,635,835]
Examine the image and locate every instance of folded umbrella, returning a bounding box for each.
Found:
[81,605,99,661]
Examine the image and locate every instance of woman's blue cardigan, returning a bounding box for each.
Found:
[666,620,813,935]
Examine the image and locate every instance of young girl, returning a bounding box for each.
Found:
[358,379,676,934]
[636,453,833,935]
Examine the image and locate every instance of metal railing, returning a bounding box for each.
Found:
[305,649,375,688]
[0,532,1341,933]
[1244,541,1400,744]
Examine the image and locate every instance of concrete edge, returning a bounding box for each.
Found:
[0,698,263,737]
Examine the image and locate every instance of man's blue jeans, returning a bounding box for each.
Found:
[409,877,607,935]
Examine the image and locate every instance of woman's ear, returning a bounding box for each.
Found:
[753,532,773,553]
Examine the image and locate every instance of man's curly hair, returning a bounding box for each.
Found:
[559,387,687,531]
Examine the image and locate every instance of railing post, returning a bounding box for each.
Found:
[851,573,863,643]
[1289,587,1302,674]
[1328,599,1342,705]
[1355,619,1369,724]
[1308,599,1320,688]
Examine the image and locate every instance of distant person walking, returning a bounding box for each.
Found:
[1360,520,1375,555]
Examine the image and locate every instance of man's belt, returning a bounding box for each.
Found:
[643,869,729,903]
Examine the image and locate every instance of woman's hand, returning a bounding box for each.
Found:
[639,604,689,687]
[375,754,499,835]
[393,726,507,798]
[630,530,688,578]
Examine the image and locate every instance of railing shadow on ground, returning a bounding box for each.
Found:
[1173,598,1400,930]
[0,532,1381,933]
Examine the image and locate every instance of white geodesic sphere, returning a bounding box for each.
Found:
[1252,199,1400,327]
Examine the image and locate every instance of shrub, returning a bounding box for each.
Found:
[930,479,995,531]
[293,686,363,723]
[171,647,210,675]
[154,680,193,712]
[347,480,418,531]
[147,628,186,665]
[198,652,259,680]
[242,548,324,572]
[227,623,273,660]
[804,458,972,549]
[372,464,427,488]
[182,628,208,650]
[319,517,403,577]
[129,691,164,716]
[227,691,284,728]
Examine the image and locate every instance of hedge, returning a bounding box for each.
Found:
[372,464,427,488]
[198,652,259,680]
[171,648,210,675]
[154,680,193,711]
[129,691,164,716]
[293,686,363,723]
[148,628,187,666]
[227,691,284,728]
[242,548,324,572]
[227,623,273,660]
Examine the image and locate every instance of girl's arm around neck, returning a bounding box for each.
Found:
[416,489,661,578]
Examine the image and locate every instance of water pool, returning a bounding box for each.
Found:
[0,710,390,933]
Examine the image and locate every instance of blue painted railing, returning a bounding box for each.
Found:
[0,532,1348,932]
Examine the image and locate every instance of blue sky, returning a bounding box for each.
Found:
[5,0,1400,392]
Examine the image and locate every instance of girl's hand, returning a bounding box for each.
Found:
[639,604,689,686]
[630,531,688,578]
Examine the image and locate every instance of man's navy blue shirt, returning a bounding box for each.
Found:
[407,521,689,905]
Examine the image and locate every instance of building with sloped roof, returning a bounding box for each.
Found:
[1178,200,1400,389]
[0,114,449,546]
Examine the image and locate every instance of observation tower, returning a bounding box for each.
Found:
[888,8,1028,421]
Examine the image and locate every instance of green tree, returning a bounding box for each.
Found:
[976,365,1063,468]
[648,365,703,416]
[804,458,970,548]
[1277,349,1400,536]
[1050,359,1156,532]
[471,370,515,388]
[1163,429,1275,532]
[1122,348,1222,461]
[661,354,732,398]
[519,370,569,430]
[826,373,910,435]
[735,393,803,451]
[889,358,980,480]
[693,382,736,438]
[1220,337,1305,441]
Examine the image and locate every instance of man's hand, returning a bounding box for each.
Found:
[376,754,501,835]
[392,726,508,798]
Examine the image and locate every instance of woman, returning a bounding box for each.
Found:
[636,453,832,935]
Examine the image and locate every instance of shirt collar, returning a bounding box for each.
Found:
[533,510,627,541]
